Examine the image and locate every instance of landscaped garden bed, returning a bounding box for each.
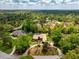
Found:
[26,44,59,56]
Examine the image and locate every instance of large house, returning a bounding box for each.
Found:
[33,33,47,42]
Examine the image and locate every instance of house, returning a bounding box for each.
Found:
[48,20,61,29]
[33,33,47,42]
[49,22,56,29]
[63,22,74,28]
[11,30,25,37]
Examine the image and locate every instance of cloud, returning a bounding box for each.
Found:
[0,0,79,10]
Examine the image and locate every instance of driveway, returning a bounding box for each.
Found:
[0,51,18,59]
[33,56,60,59]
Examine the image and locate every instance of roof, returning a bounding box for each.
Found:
[11,30,25,36]
[33,33,47,42]
[0,51,17,59]
[33,56,60,59]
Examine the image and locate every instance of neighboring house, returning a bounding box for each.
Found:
[49,22,56,29]
[33,33,47,42]
[48,20,61,29]
[11,30,25,37]
[63,22,74,28]
[33,56,60,59]
[0,51,17,59]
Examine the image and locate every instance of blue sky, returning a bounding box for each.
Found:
[0,0,79,10]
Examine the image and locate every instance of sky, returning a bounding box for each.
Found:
[0,0,79,10]
[0,0,73,3]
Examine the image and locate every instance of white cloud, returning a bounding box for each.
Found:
[0,0,79,3]
[0,0,79,10]
[42,0,51,3]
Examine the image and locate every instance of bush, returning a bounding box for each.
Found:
[61,47,79,59]
[20,55,34,59]
[22,20,38,33]
[59,33,79,54]
[51,27,62,46]
[15,34,32,54]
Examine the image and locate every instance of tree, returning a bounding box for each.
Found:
[15,34,32,54]
[59,33,79,54]
[22,20,38,33]
[61,47,79,59]
[63,25,77,34]
[52,27,62,46]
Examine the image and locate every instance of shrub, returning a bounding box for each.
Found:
[51,27,62,46]
[59,33,79,54]
[15,34,32,54]
[61,47,79,59]
[20,55,34,59]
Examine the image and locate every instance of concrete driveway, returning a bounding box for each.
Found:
[33,56,60,59]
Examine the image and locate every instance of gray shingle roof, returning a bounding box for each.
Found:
[11,30,25,36]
